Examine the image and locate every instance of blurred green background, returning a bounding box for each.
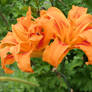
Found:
[0,0,92,92]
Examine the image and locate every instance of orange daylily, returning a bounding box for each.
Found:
[0,7,37,73]
[0,7,56,73]
[43,5,92,67]
[11,7,56,73]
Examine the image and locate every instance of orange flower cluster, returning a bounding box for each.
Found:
[0,6,92,74]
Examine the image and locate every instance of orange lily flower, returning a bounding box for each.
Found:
[43,5,92,67]
[11,7,57,73]
[0,7,40,73]
[0,6,55,73]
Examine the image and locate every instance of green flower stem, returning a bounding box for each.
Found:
[0,76,39,87]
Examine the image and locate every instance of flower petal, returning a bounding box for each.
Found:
[68,5,87,21]
[30,34,43,42]
[17,7,32,30]
[30,16,58,49]
[1,32,17,48]
[0,47,14,74]
[19,42,32,52]
[79,30,92,43]
[4,54,15,65]
[37,19,57,49]
[10,46,34,72]
[71,14,92,41]
[47,7,69,42]
[40,10,61,37]
[17,52,33,72]
[12,23,29,42]
[75,43,92,65]
[76,14,92,33]
[43,38,69,67]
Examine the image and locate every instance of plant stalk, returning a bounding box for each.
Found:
[0,76,39,87]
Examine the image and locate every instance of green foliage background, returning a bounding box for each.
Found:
[0,0,92,92]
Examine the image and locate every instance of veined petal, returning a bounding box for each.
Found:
[29,16,57,49]
[36,12,63,49]
[79,29,92,43]
[76,14,92,33]
[17,51,33,72]
[10,46,34,72]
[68,5,87,21]
[0,47,14,74]
[75,43,92,65]
[71,14,92,41]
[43,38,69,67]
[0,47,10,60]
[17,7,32,30]
[47,7,69,42]
[19,42,32,52]
[30,34,43,42]
[37,19,58,49]
[4,54,15,64]
[30,34,43,48]
[47,7,68,28]
[12,23,29,42]
[84,24,92,31]
[1,32,17,48]
[10,45,20,61]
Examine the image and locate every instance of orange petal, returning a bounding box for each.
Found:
[12,23,29,42]
[3,54,15,74]
[4,54,15,64]
[17,7,32,30]
[76,14,92,33]
[1,32,17,48]
[71,14,92,40]
[75,43,92,65]
[10,46,20,61]
[29,33,43,49]
[0,47,14,74]
[43,38,69,67]
[10,45,34,72]
[84,24,92,31]
[16,51,33,73]
[68,5,87,21]
[29,17,56,49]
[47,7,69,42]
[37,20,57,49]
[19,42,32,52]
[0,47,10,60]
[79,30,92,43]
[36,14,61,49]
[30,34,43,42]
